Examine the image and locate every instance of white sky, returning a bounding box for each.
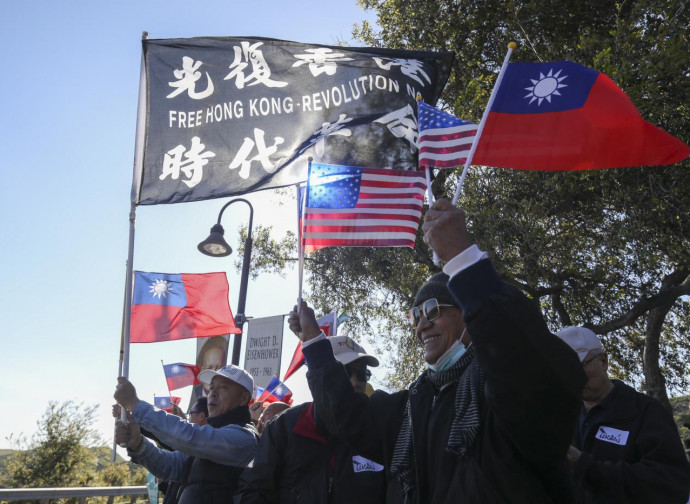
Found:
[0,0,382,451]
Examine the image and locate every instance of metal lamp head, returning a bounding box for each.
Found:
[197,224,232,257]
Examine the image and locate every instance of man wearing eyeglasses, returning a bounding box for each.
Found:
[236,336,387,504]
[557,326,690,503]
[288,198,587,504]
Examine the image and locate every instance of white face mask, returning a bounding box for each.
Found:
[428,328,468,372]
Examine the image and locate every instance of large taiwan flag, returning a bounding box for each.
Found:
[131,271,241,343]
[473,61,689,170]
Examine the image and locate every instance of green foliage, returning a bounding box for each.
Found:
[1,401,145,503]
[348,0,690,401]
[247,0,690,404]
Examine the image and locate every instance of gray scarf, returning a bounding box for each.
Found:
[390,346,484,497]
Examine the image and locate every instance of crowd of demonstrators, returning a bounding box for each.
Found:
[235,336,386,503]
[114,198,690,504]
[288,199,586,503]
[556,326,690,503]
[113,364,258,503]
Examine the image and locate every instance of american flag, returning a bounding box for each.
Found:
[301,163,426,253]
[417,100,478,169]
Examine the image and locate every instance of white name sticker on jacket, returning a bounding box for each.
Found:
[595,426,629,446]
[352,455,384,473]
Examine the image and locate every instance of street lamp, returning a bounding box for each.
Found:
[198,198,254,366]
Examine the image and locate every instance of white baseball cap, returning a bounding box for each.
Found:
[329,336,379,367]
[198,364,254,395]
[556,326,604,362]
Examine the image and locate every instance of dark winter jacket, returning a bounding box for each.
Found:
[571,380,690,503]
[304,257,586,503]
[235,401,387,503]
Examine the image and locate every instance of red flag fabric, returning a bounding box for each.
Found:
[154,396,181,413]
[283,312,337,381]
[131,271,241,343]
[163,362,201,390]
[472,61,689,171]
[300,163,426,253]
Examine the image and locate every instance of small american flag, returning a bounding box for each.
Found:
[301,163,426,253]
[417,100,478,169]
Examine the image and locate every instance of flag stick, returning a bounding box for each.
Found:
[296,158,312,315]
[161,360,173,397]
[452,42,517,206]
[423,167,441,266]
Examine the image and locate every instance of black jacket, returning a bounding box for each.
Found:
[236,402,387,503]
[571,380,690,503]
[304,258,586,503]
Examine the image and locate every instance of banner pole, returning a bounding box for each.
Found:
[452,42,517,206]
[114,33,147,457]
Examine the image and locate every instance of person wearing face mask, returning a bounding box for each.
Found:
[288,199,586,504]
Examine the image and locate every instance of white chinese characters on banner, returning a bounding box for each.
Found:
[375,104,419,152]
[292,48,354,77]
[160,136,216,188]
[229,128,285,179]
[299,114,354,157]
[225,41,288,89]
[167,56,215,100]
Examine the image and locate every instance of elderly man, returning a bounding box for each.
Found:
[557,326,690,503]
[114,364,258,503]
[288,199,586,503]
[236,336,386,503]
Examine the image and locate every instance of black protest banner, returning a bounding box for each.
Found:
[133,36,453,205]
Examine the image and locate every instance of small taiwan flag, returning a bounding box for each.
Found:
[258,377,293,405]
[163,362,200,390]
[153,396,181,413]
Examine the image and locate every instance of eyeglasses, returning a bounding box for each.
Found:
[582,352,604,366]
[408,298,455,327]
[345,365,371,382]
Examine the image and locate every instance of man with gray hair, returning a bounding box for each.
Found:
[557,326,690,503]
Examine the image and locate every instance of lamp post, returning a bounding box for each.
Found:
[197,198,254,366]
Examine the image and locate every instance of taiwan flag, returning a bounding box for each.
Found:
[258,377,293,405]
[473,61,689,171]
[154,396,181,412]
[163,362,201,390]
[131,271,241,343]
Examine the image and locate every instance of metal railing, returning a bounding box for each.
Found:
[0,485,148,503]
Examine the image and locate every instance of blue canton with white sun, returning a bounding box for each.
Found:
[492,61,599,114]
